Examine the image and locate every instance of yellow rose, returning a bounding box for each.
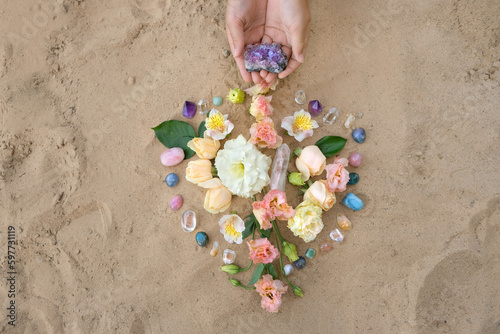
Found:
[303,180,336,211]
[295,145,326,181]
[204,183,232,214]
[187,137,220,160]
[287,200,324,243]
[185,159,212,185]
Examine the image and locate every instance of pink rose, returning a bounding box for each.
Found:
[249,95,274,121]
[249,117,283,149]
[325,157,350,193]
[254,274,288,313]
[252,189,295,230]
[247,238,279,264]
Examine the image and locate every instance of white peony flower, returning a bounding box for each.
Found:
[215,135,271,198]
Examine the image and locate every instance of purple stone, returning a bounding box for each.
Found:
[182,101,197,119]
[244,43,288,74]
[308,100,323,117]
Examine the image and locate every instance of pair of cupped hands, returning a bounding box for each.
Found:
[226,0,310,84]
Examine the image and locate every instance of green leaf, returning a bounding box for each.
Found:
[259,228,271,239]
[198,120,206,138]
[152,120,197,159]
[315,136,347,158]
[242,214,257,240]
[249,263,265,285]
[265,263,278,280]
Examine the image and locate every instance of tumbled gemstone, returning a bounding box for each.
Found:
[213,96,223,106]
[210,241,219,257]
[329,229,344,243]
[305,248,316,259]
[182,101,197,118]
[352,127,366,143]
[196,232,209,247]
[337,214,352,230]
[342,192,364,211]
[347,172,359,185]
[170,195,183,211]
[293,256,306,270]
[348,152,363,167]
[284,264,294,276]
[222,249,236,264]
[323,108,339,125]
[319,240,333,252]
[295,90,306,104]
[344,113,356,128]
[244,43,288,73]
[165,173,179,187]
[160,148,185,167]
[198,99,209,115]
[181,210,196,232]
[308,100,323,117]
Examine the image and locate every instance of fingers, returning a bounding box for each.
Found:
[278,58,302,79]
[226,20,252,82]
[251,71,263,84]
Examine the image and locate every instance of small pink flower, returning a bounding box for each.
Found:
[249,117,283,149]
[247,238,279,264]
[249,95,274,121]
[254,274,288,313]
[325,157,350,193]
[252,189,295,230]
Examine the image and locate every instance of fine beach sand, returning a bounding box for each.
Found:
[1,0,500,333]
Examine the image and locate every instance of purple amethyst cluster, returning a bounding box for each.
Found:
[244,43,288,74]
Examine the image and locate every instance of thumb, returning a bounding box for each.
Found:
[290,28,308,63]
[226,20,245,58]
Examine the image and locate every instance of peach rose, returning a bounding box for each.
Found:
[187,137,220,160]
[304,180,336,211]
[252,189,295,230]
[295,145,326,181]
[325,157,349,193]
[254,274,288,313]
[185,159,213,185]
[249,117,283,149]
[204,180,232,214]
[247,238,279,264]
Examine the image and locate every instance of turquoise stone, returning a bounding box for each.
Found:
[342,193,364,211]
[195,232,209,247]
[213,96,223,106]
[347,172,359,185]
[305,248,316,259]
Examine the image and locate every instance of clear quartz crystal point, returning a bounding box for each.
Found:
[323,107,339,125]
[295,90,306,104]
[181,210,196,232]
[223,249,236,264]
[198,99,209,114]
[269,143,290,192]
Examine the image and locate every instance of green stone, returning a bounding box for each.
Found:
[305,248,316,259]
[213,96,223,106]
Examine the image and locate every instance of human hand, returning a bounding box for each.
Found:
[260,0,310,83]
[226,0,268,83]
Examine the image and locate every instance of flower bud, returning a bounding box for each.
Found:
[222,264,241,274]
[228,279,242,287]
[227,88,245,104]
[187,137,220,160]
[288,172,305,186]
[293,286,304,297]
[282,241,299,262]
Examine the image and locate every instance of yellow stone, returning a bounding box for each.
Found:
[337,214,352,230]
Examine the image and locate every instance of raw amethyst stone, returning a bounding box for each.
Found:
[182,101,197,119]
[244,43,288,74]
[308,100,323,117]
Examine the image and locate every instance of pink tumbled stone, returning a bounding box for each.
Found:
[348,152,363,167]
[160,148,185,167]
[170,194,184,211]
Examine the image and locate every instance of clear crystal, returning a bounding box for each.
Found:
[357,112,364,118]
[284,264,294,276]
[181,210,196,232]
[344,113,356,129]
[198,99,209,114]
[337,215,352,230]
[295,90,306,104]
[269,144,290,192]
[320,240,333,252]
[223,249,236,264]
[323,107,339,125]
[210,241,219,257]
[329,229,344,242]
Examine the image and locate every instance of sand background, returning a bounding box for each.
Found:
[1,0,500,333]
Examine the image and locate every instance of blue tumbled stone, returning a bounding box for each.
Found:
[195,232,209,247]
[347,172,359,185]
[342,193,364,211]
[165,173,179,187]
[352,127,366,143]
[213,96,223,106]
[293,256,306,270]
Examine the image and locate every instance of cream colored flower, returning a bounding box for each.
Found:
[187,136,220,160]
[215,135,271,198]
[219,214,245,244]
[281,110,319,142]
[204,178,232,214]
[204,109,234,140]
[304,180,336,211]
[295,145,326,181]
[287,200,324,243]
[185,159,212,185]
